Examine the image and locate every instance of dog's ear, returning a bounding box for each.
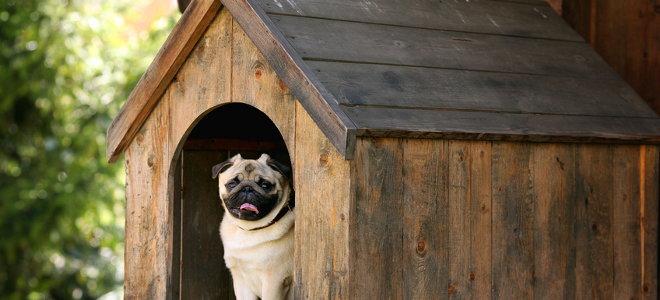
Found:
[212,154,244,178]
[266,157,291,179]
[212,160,232,179]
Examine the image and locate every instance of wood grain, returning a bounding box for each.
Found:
[231,18,297,159]
[562,0,660,114]
[270,14,614,78]
[401,139,449,300]
[468,141,493,300]
[344,106,660,144]
[222,0,357,159]
[166,8,233,161]
[448,141,471,299]
[107,0,222,163]
[350,137,404,299]
[255,0,580,41]
[294,102,351,299]
[642,145,659,299]
[611,145,642,300]
[309,60,655,118]
[532,143,576,299]
[491,142,535,299]
[124,95,171,299]
[179,150,234,299]
[574,144,614,299]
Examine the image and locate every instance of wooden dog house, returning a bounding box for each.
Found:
[106,0,660,298]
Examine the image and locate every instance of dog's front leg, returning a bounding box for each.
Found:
[231,273,258,300]
[261,275,293,300]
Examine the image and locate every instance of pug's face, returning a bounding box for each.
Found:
[213,153,290,221]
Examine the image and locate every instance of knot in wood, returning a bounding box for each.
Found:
[254,68,262,79]
[416,240,426,254]
[319,152,331,167]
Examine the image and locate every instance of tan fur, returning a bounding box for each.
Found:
[217,154,294,300]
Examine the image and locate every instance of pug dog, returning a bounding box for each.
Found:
[212,153,294,300]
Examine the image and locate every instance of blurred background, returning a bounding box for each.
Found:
[0,0,178,299]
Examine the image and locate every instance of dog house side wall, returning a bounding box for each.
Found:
[349,137,659,299]
[123,8,352,298]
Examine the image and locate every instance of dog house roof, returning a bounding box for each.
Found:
[107,0,660,162]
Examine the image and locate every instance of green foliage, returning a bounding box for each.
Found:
[0,0,177,298]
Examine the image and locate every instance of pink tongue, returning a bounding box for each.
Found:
[239,203,259,214]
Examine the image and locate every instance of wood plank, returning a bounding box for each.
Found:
[447,141,494,299]
[308,60,655,118]
[222,0,358,159]
[642,145,659,299]
[269,14,615,78]
[448,141,471,299]
[343,106,660,144]
[350,138,404,299]
[255,0,581,41]
[468,142,493,299]
[491,142,535,299]
[294,102,351,299]
[231,18,297,159]
[611,145,642,300]
[166,7,233,160]
[170,155,182,300]
[562,0,660,115]
[124,97,172,299]
[574,144,614,299]
[107,0,222,163]
[401,139,449,300]
[532,143,576,299]
[179,150,234,299]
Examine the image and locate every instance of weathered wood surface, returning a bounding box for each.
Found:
[255,0,580,41]
[563,0,660,114]
[167,8,233,159]
[231,18,297,160]
[402,139,448,299]
[270,14,613,78]
[643,145,659,299]
[532,143,576,299]
[107,0,221,163]
[124,97,172,300]
[294,102,351,299]
[491,142,535,299]
[350,138,405,299]
[344,107,660,144]
[222,0,357,159]
[447,141,493,299]
[309,60,655,118]
[574,145,614,299]
[349,138,658,299]
[178,150,234,299]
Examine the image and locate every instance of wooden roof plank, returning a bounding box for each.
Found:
[256,0,581,41]
[308,60,657,118]
[222,0,358,159]
[270,14,616,78]
[345,107,660,144]
[106,0,222,162]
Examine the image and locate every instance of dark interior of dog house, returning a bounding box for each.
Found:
[169,103,291,299]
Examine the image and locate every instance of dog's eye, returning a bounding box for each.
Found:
[226,178,239,189]
[260,181,273,190]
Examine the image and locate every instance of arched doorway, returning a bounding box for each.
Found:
[169,103,291,299]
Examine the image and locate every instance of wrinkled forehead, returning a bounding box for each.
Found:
[220,160,279,182]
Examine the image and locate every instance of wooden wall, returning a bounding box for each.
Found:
[351,138,659,299]
[123,7,352,298]
[560,0,660,114]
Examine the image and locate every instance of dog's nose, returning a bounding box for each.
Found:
[240,186,253,193]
